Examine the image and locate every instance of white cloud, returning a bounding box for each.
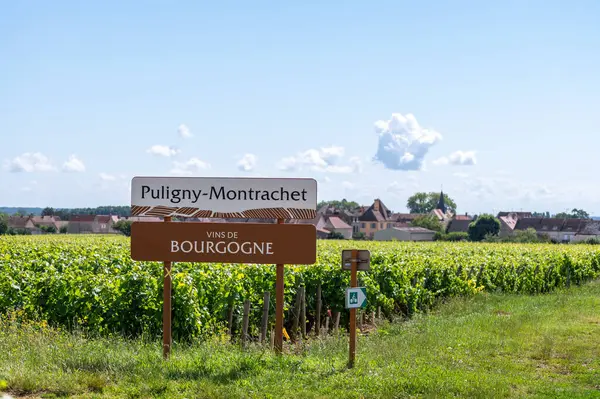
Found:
[349,156,363,173]
[342,181,355,189]
[278,146,360,173]
[432,157,449,166]
[178,124,193,139]
[147,145,180,157]
[453,172,469,178]
[373,113,442,171]
[237,153,257,172]
[62,155,86,172]
[434,151,477,166]
[387,181,404,195]
[4,152,56,172]
[99,173,117,181]
[171,157,211,175]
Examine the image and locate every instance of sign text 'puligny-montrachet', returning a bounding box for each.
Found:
[131,177,317,219]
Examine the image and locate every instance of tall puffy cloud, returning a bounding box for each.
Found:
[373,113,442,171]
[4,152,56,172]
[237,153,257,172]
[62,155,86,172]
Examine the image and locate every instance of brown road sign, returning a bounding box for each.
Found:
[131,222,317,264]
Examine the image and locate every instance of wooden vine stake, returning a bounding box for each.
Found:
[260,292,270,344]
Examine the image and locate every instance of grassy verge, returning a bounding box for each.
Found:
[1,281,599,399]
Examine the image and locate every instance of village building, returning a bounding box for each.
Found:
[373,226,436,242]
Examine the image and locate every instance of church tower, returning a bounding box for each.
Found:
[436,190,447,214]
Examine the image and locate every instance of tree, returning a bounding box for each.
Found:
[38,225,57,234]
[59,225,68,234]
[406,192,429,213]
[468,214,501,242]
[410,214,442,232]
[317,199,360,212]
[406,192,457,214]
[41,207,55,216]
[555,208,590,219]
[0,213,7,235]
[113,220,133,237]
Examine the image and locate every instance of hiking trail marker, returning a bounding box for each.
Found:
[346,287,367,309]
[342,249,371,368]
[130,176,317,359]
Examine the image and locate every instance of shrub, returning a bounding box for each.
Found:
[326,231,345,240]
[352,232,367,240]
[113,220,132,237]
[434,232,469,242]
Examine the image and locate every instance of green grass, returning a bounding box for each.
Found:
[1,281,600,399]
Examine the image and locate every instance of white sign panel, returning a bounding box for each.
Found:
[341,250,371,271]
[346,287,367,309]
[131,176,317,219]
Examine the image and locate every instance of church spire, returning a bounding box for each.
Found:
[436,189,447,213]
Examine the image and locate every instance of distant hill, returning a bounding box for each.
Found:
[593,216,600,221]
[0,207,43,215]
[1,206,130,218]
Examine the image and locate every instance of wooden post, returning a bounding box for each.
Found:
[270,328,274,349]
[274,218,285,354]
[227,301,234,337]
[315,283,322,336]
[241,299,250,348]
[349,249,358,368]
[377,306,381,319]
[324,316,330,337]
[300,287,307,339]
[292,287,302,341]
[371,311,376,326]
[163,216,172,360]
[260,292,270,344]
[334,311,340,331]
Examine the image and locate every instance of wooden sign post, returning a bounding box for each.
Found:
[342,249,370,368]
[275,219,284,353]
[163,216,172,359]
[130,176,317,359]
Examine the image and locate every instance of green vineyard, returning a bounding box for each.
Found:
[1,235,599,341]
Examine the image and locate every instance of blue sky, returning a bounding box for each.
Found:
[1,0,599,215]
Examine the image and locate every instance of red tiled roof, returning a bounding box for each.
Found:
[8,216,31,229]
[453,215,472,221]
[327,216,352,229]
[96,215,113,223]
[447,219,471,233]
[70,215,96,222]
[31,216,58,226]
[499,216,517,230]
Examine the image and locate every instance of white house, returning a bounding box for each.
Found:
[373,226,436,242]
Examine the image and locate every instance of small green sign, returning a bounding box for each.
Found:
[346,287,367,309]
